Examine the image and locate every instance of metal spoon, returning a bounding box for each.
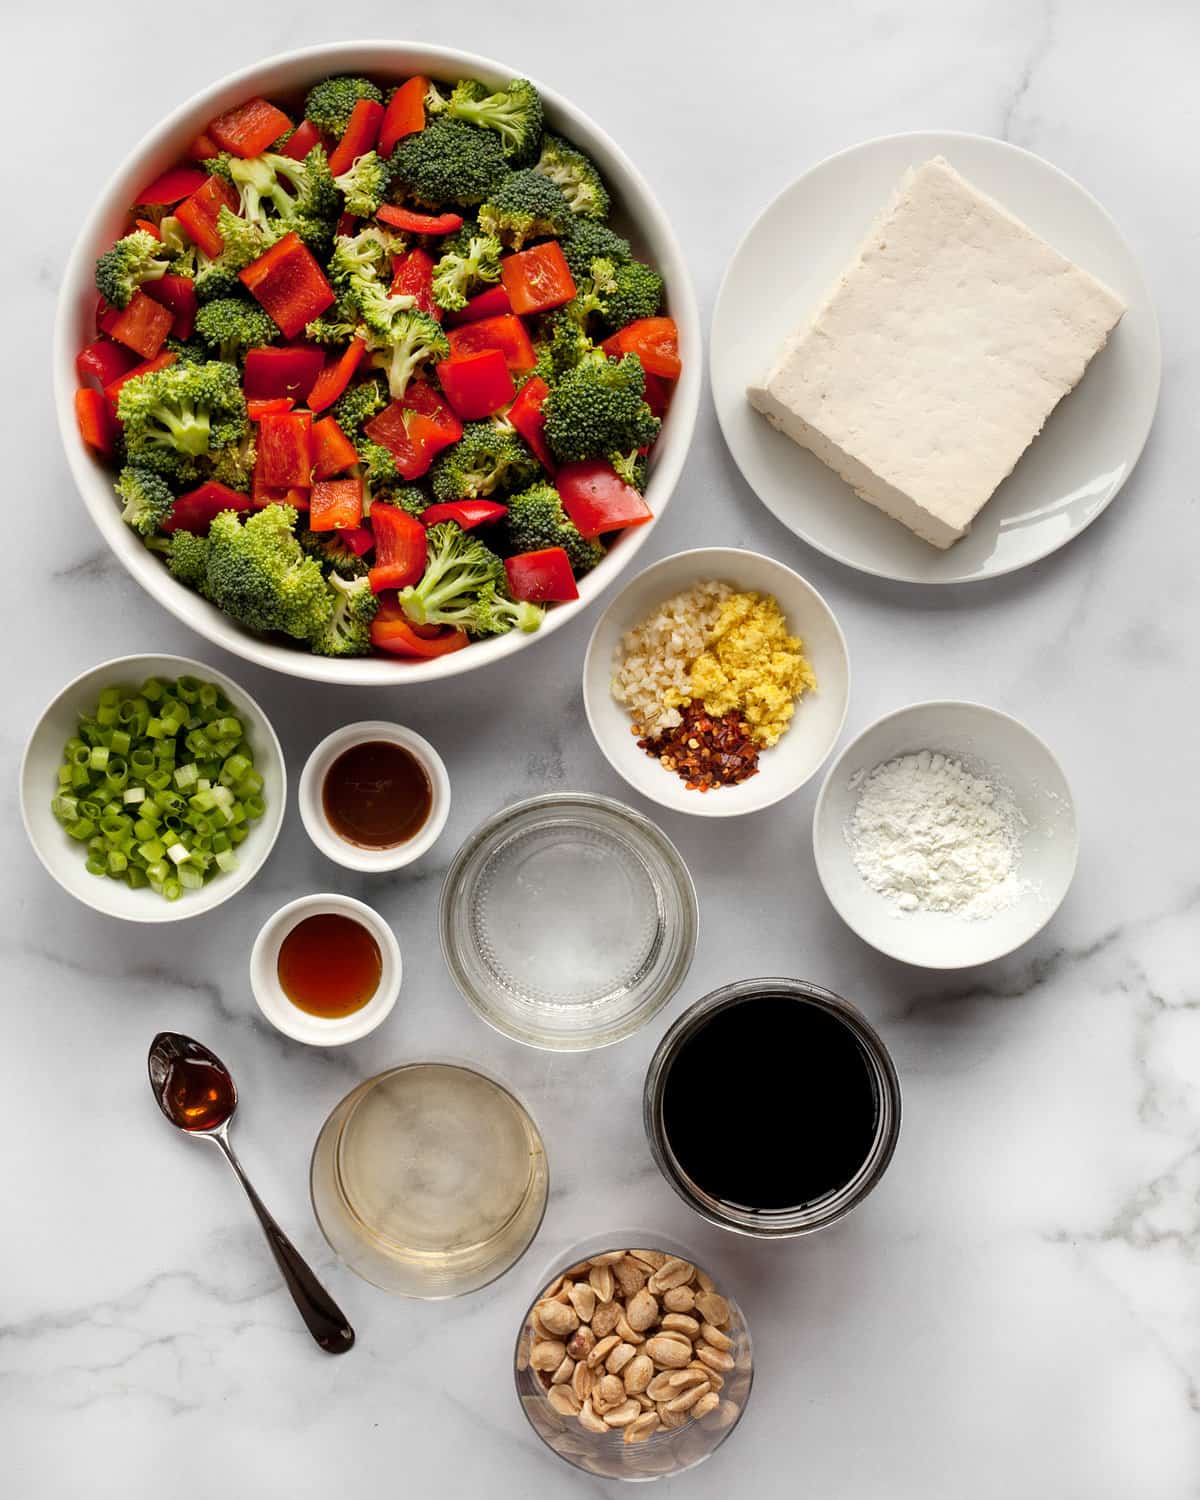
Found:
[147,1031,355,1355]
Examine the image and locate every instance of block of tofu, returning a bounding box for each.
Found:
[746,156,1126,548]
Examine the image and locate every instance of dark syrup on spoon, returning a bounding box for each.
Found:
[661,993,879,1211]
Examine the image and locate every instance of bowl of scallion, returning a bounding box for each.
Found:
[20,654,285,922]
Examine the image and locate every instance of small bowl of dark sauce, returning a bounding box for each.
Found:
[644,978,901,1237]
[299,721,450,873]
[250,893,402,1045]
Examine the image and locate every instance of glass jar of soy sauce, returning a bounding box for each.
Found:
[643,978,901,1237]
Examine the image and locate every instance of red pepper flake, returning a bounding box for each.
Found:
[637,700,760,792]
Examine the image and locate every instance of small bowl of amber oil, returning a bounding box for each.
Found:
[250,893,402,1045]
[299,721,450,873]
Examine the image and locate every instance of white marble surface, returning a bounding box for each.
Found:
[4,1,1198,1494]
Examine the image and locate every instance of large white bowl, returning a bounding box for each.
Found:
[53,42,700,685]
[813,701,1078,968]
[583,548,850,817]
[20,653,285,923]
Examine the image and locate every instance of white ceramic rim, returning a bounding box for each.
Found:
[711,129,1163,585]
[582,547,851,818]
[249,892,402,1044]
[811,699,1080,968]
[19,651,285,924]
[298,721,450,871]
[52,40,701,684]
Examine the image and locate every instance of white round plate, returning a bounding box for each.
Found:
[813,701,1078,968]
[584,548,849,818]
[711,131,1161,584]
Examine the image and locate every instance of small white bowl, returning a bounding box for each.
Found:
[583,548,850,817]
[298,721,450,872]
[20,653,284,923]
[250,893,402,1045]
[813,701,1079,969]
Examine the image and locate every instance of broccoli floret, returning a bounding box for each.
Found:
[444,78,543,165]
[389,118,510,208]
[299,529,370,578]
[304,309,359,345]
[334,150,392,217]
[505,481,605,577]
[352,282,450,399]
[117,360,248,479]
[610,448,649,492]
[204,505,332,641]
[396,521,505,630]
[472,584,544,636]
[428,421,541,503]
[532,135,609,221]
[560,218,631,281]
[311,573,379,657]
[367,481,428,518]
[431,221,503,312]
[114,465,175,536]
[164,334,209,366]
[95,230,173,310]
[327,225,404,291]
[543,353,660,465]
[305,76,383,136]
[538,305,596,378]
[478,170,572,252]
[207,429,258,494]
[333,376,390,438]
[600,260,664,331]
[219,147,339,250]
[163,529,211,589]
[193,297,279,362]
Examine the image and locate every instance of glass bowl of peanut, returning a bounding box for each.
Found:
[513,1236,752,1480]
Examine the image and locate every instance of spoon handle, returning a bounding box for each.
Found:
[214,1136,355,1355]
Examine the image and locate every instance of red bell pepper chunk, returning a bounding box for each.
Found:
[504,547,579,603]
[508,376,556,473]
[500,240,576,316]
[108,289,173,359]
[243,344,325,403]
[257,411,313,487]
[444,284,512,328]
[557,460,653,537]
[135,165,208,205]
[134,218,162,239]
[76,338,139,389]
[96,296,122,335]
[368,506,427,592]
[401,379,463,438]
[175,175,239,258]
[390,248,440,319]
[328,98,385,177]
[143,274,198,340]
[364,396,461,481]
[307,336,368,413]
[643,371,672,421]
[311,416,359,479]
[74,387,119,456]
[162,481,253,535]
[186,131,221,162]
[208,97,292,158]
[309,477,363,530]
[419,500,508,529]
[371,613,469,657]
[251,474,310,511]
[377,204,464,236]
[103,350,177,412]
[600,317,682,380]
[277,117,323,162]
[339,525,375,557]
[239,231,335,338]
[379,75,429,155]
[447,314,536,372]
[435,349,515,421]
[248,397,295,419]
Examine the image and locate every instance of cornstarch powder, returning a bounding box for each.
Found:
[845,750,1027,918]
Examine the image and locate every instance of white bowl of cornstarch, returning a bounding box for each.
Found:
[812,701,1078,969]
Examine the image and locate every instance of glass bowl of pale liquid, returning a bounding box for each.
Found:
[439,794,698,1051]
[310,1062,548,1298]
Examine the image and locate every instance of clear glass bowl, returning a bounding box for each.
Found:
[514,1233,752,1481]
[440,794,698,1051]
[310,1063,548,1298]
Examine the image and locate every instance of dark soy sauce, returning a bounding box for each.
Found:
[661,993,879,1210]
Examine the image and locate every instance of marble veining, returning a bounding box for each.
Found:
[4,0,1199,1495]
